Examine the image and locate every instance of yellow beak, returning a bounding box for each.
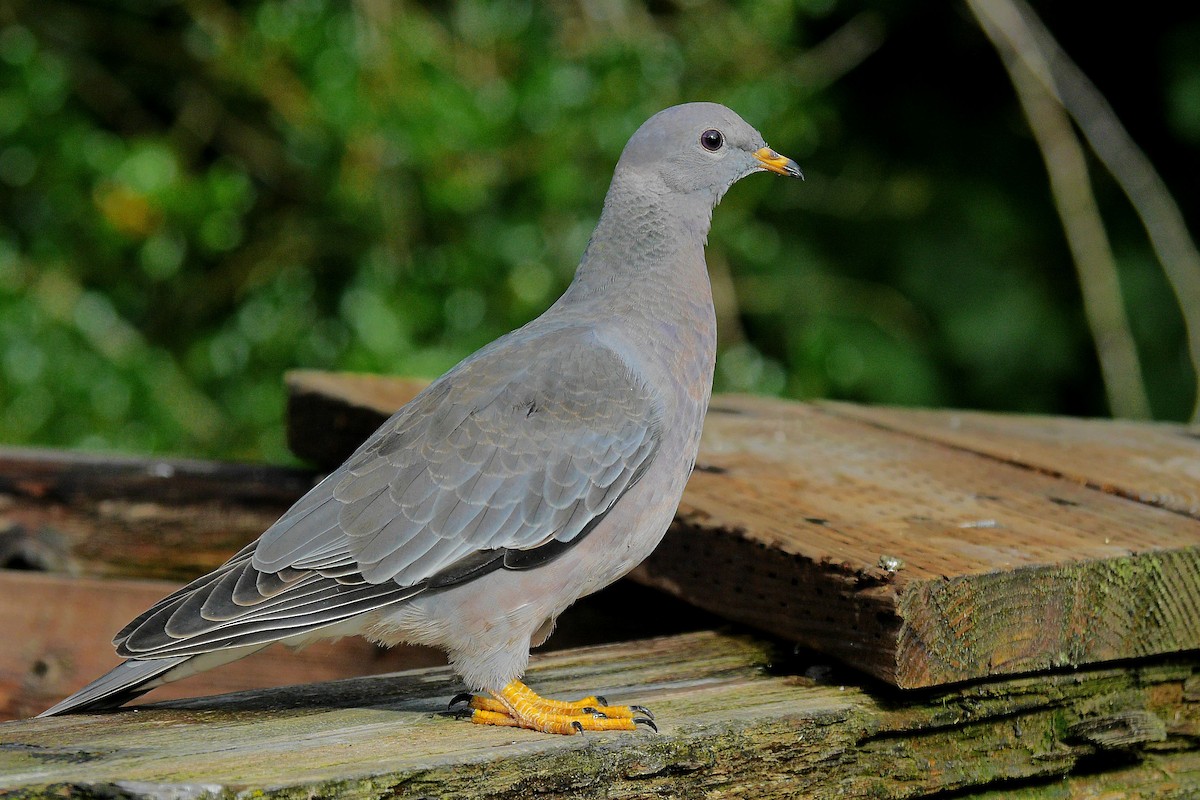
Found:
[753,147,804,179]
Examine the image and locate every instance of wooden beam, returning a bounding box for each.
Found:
[0,446,314,580]
[638,395,1200,687]
[0,432,719,721]
[821,401,1200,517]
[1,631,1197,798]
[285,369,427,467]
[282,373,1200,688]
[0,570,445,721]
[0,568,716,722]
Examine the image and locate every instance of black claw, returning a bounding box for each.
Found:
[634,717,658,733]
[581,706,599,715]
[594,695,608,707]
[591,711,608,719]
[440,708,475,720]
[630,705,654,720]
[571,720,585,735]
[448,692,474,708]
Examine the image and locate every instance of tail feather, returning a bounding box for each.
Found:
[37,657,189,717]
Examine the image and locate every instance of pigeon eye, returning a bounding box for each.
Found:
[700,129,724,152]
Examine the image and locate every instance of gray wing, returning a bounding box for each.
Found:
[115,329,663,659]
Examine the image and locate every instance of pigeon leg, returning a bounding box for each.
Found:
[457,680,656,735]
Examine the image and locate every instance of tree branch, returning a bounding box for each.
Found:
[969,0,1152,419]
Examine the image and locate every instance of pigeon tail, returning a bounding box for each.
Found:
[37,656,190,717]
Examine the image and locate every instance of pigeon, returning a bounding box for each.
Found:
[40,102,802,733]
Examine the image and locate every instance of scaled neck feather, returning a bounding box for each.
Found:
[565,172,716,304]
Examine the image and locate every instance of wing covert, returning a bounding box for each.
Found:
[254,330,663,588]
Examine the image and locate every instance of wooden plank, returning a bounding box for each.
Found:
[0,446,314,580]
[0,420,718,722]
[640,395,1200,687]
[0,631,1197,798]
[285,369,427,467]
[0,570,444,722]
[0,372,417,579]
[0,445,315,505]
[0,447,444,722]
[822,402,1200,518]
[0,570,716,723]
[282,373,1200,688]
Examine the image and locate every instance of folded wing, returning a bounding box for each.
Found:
[115,329,662,659]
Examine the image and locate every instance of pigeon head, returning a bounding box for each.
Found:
[614,102,803,201]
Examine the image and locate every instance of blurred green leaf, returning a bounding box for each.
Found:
[0,1,1194,463]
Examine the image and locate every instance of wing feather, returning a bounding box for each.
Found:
[113,328,662,662]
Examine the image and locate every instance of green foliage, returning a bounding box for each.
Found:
[0,1,1195,461]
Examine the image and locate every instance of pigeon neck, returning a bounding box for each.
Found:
[556,171,718,401]
[569,173,715,299]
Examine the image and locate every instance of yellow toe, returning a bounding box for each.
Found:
[460,681,655,735]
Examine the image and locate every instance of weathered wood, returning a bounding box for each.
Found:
[0,438,716,722]
[0,570,444,722]
[969,753,1200,799]
[642,395,1200,687]
[0,448,442,722]
[0,446,315,580]
[0,571,714,723]
[285,369,427,467]
[0,446,315,507]
[0,631,1197,798]
[0,372,418,580]
[823,401,1200,518]
[283,373,1200,689]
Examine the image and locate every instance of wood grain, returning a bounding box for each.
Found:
[0,631,1197,798]
[282,373,1200,688]
[640,395,1200,686]
[0,426,716,722]
[0,447,437,722]
[0,570,444,722]
[0,568,714,723]
[823,401,1200,517]
[285,369,427,467]
[0,446,314,580]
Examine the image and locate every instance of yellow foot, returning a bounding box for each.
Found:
[448,680,656,735]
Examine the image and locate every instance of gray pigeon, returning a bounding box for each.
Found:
[40,102,801,733]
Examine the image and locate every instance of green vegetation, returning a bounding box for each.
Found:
[0,1,1196,461]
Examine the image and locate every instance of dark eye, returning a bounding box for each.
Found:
[700,129,724,152]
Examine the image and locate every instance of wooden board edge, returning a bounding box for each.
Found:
[284,370,428,468]
[631,521,906,686]
[894,545,1200,687]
